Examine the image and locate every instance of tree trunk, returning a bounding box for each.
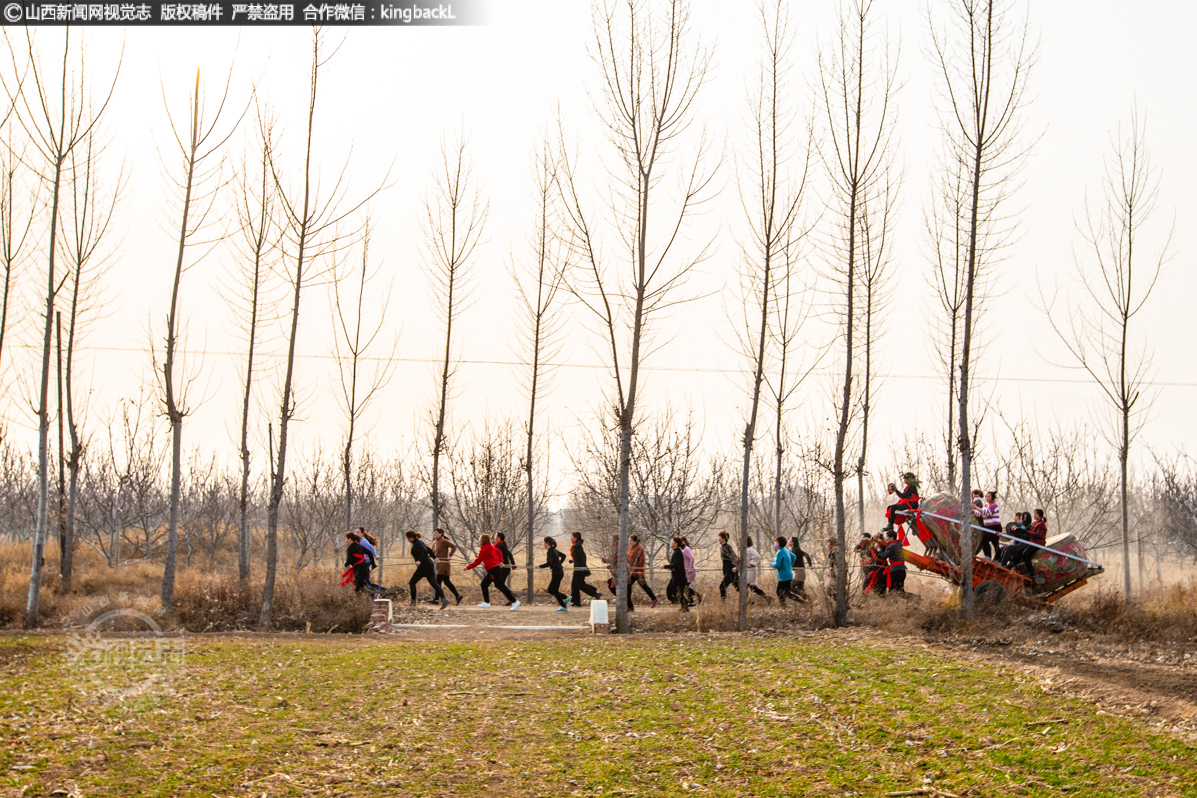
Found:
[56,313,67,589]
[262,35,320,631]
[26,149,66,628]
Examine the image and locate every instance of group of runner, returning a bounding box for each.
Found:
[347,526,833,612]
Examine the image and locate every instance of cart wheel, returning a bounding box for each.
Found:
[975,580,1008,608]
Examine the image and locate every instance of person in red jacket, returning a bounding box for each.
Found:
[883,472,920,535]
[465,533,519,609]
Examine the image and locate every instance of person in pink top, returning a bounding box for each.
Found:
[680,537,702,605]
[980,491,1002,560]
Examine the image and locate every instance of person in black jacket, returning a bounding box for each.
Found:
[874,530,906,595]
[405,530,448,609]
[789,537,814,600]
[569,531,602,607]
[718,531,739,600]
[883,472,921,533]
[539,536,569,611]
[344,532,372,593]
[664,536,691,612]
[494,532,520,608]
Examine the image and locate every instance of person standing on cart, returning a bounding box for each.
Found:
[883,472,920,537]
[980,491,1003,561]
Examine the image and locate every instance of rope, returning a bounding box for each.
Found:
[915,509,1103,568]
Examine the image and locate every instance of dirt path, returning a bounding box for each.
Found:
[925,636,1197,744]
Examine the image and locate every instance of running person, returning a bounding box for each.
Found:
[770,535,797,606]
[568,531,602,607]
[718,531,740,600]
[493,532,520,608]
[735,536,769,600]
[789,536,813,601]
[465,534,519,609]
[681,536,702,605]
[665,536,691,612]
[354,528,388,596]
[404,530,448,609]
[626,534,658,609]
[431,528,461,605]
[539,536,569,611]
[344,532,372,593]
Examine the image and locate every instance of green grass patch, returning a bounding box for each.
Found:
[0,633,1192,797]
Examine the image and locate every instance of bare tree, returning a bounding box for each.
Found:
[924,150,993,491]
[853,173,898,538]
[732,0,809,631]
[333,217,396,531]
[0,126,33,379]
[1043,107,1170,597]
[6,30,119,626]
[512,137,568,601]
[630,405,724,568]
[57,118,124,593]
[281,446,342,572]
[767,237,817,552]
[77,390,169,568]
[259,31,383,630]
[1157,454,1197,566]
[559,0,716,634]
[928,0,1036,617]
[447,417,543,557]
[423,131,487,533]
[815,0,899,627]
[994,417,1119,553]
[228,100,280,586]
[156,67,242,610]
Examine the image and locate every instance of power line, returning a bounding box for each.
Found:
[15,343,1197,388]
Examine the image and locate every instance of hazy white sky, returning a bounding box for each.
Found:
[2,0,1193,496]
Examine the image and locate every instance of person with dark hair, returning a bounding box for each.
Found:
[883,472,921,535]
[1020,509,1048,576]
[603,533,621,596]
[874,530,907,595]
[568,531,602,608]
[627,534,658,609]
[680,536,702,605]
[343,532,372,594]
[999,512,1031,568]
[1000,510,1046,579]
[352,527,388,596]
[733,536,769,601]
[718,531,739,600]
[979,492,1003,560]
[665,536,691,612]
[789,537,813,600]
[494,532,519,608]
[465,533,519,610]
[405,530,448,609]
[539,536,569,611]
[857,533,879,592]
[769,535,797,606]
[431,528,462,605]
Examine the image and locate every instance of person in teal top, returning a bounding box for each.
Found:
[770,536,797,606]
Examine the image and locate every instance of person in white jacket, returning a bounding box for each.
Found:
[736,537,769,600]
